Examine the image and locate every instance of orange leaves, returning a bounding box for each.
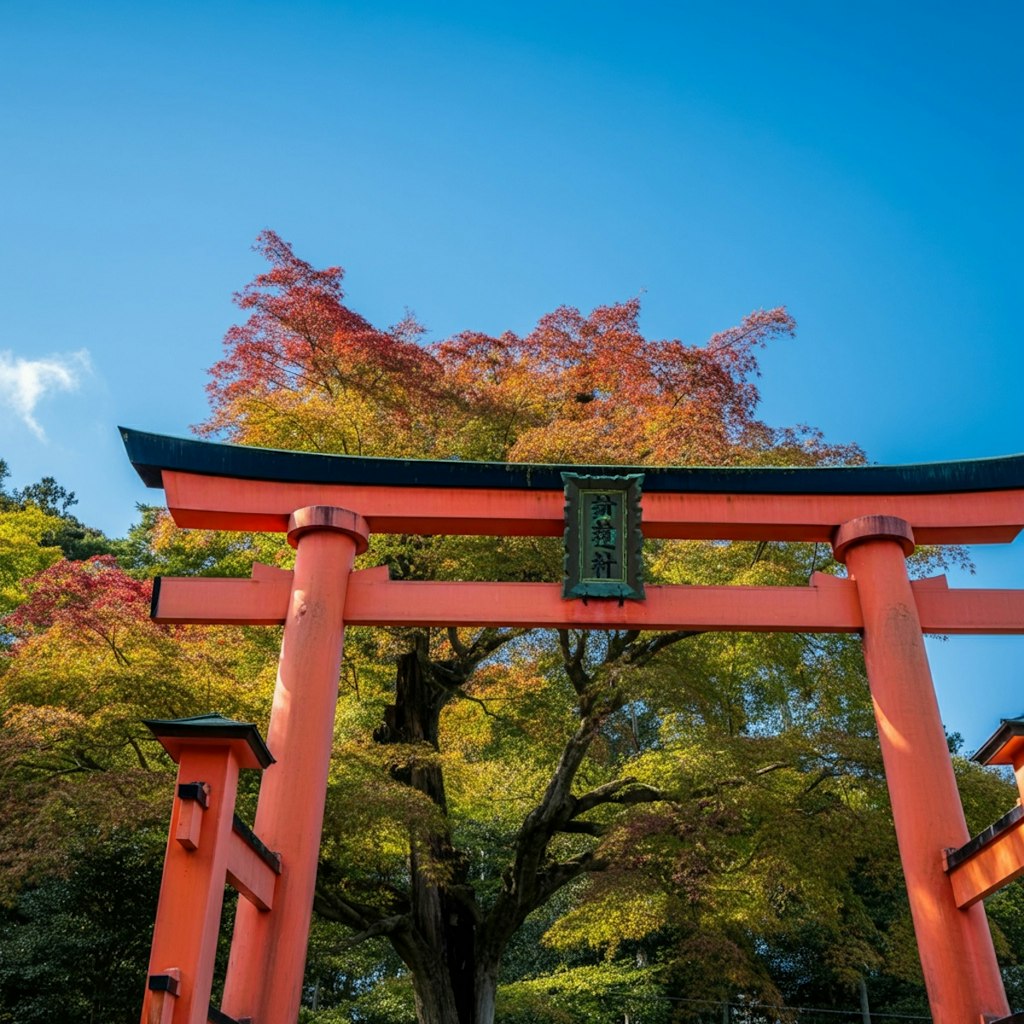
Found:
[199,233,831,472]
[201,231,444,455]
[434,300,800,467]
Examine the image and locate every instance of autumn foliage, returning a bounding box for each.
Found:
[201,231,861,470]
[4,555,152,642]
[0,555,274,903]
[193,234,894,1024]
[201,230,441,455]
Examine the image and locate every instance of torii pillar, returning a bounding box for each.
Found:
[220,506,369,1024]
[834,515,1008,1023]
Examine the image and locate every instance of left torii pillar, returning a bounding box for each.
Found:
[221,506,369,1024]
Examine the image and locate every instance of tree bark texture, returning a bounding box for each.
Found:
[374,637,480,1024]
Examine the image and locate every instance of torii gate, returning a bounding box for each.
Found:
[122,427,1024,1024]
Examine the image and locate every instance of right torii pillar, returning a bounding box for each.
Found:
[833,515,1009,1023]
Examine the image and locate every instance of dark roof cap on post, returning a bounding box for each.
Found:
[143,713,274,770]
[972,717,1024,766]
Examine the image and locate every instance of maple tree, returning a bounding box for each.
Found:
[0,483,280,1022]
[200,230,441,457]
[202,231,855,470]
[189,232,989,1024]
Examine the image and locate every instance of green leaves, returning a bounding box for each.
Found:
[0,506,64,615]
[498,961,668,1024]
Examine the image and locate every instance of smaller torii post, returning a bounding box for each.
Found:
[947,719,1024,908]
[140,715,276,1024]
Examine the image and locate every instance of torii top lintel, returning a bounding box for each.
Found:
[120,427,1024,545]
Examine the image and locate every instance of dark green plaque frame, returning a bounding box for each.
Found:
[562,473,645,600]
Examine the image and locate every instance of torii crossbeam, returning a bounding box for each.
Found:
[123,427,1024,1024]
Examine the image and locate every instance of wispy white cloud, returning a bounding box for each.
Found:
[0,349,91,440]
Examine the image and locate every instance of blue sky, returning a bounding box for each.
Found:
[1,1,1022,748]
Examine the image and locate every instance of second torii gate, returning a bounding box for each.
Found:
[122,427,1024,1024]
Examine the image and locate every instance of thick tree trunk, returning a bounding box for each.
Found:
[474,965,499,1024]
[410,966,463,1024]
[375,639,481,1024]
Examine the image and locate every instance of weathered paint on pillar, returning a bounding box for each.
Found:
[140,748,242,1024]
[833,515,1009,1024]
[221,506,369,1024]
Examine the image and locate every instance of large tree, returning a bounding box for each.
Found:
[188,232,972,1024]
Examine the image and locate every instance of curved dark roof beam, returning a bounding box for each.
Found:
[121,427,1024,496]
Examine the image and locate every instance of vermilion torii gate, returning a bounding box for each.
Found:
[123,427,1024,1024]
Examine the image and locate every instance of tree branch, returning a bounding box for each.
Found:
[126,735,150,771]
[313,881,408,935]
[446,626,469,660]
[338,914,410,947]
[558,629,590,694]
[555,820,608,837]
[535,850,608,904]
[621,629,703,666]
[570,779,666,818]
[607,629,641,662]
[451,687,503,721]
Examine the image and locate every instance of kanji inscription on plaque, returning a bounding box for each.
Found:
[562,473,645,600]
